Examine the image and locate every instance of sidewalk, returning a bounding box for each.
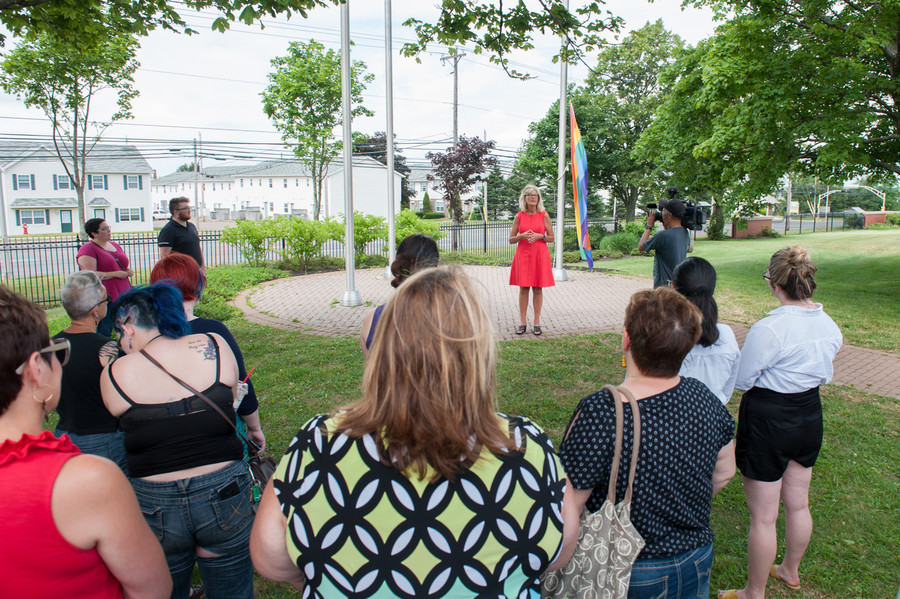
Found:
[233,265,900,399]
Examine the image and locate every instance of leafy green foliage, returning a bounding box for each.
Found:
[597,231,640,256]
[562,224,607,252]
[346,211,386,262]
[394,209,445,249]
[421,192,431,213]
[400,2,622,80]
[0,30,140,237]
[518,21,683,222]
[219,219,274,267]
[261,40,373,220]
[275,215,342,274]
[886,213,900,227]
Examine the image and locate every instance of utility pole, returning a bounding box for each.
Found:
[193,138,199,216]
[440,51,465,220]
[199,133,205,221]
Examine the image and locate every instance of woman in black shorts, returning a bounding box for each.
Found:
[720,246,842,599]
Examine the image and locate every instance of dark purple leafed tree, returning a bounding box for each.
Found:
[427,135,497,250]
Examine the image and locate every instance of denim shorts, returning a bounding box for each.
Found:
[130,460,255,599]
[56,429,128,475]
[628,543,714,599]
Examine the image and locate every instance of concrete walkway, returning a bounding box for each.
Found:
[233,265,900,399]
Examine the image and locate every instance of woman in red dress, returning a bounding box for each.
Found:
[509,185,555,335]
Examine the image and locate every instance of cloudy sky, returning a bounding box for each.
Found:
[0,0,719,175]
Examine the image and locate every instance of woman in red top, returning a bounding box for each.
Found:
[0,285,169,599]
[509,184,555,335]
[77,218,133,336]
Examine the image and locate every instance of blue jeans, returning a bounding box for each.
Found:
[628,543,714,599]
[56,429,128,475]
[130,460,255,599]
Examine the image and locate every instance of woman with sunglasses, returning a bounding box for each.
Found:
[53,271,127,471]
[0,284,170,598]
[101,283,256,599]
[77,218,134,336]
[719,246,842,599]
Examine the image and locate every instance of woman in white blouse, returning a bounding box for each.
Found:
[720,246,842,599]
[672,257,740,404]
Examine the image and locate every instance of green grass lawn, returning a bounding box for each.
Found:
[602,229,900,351]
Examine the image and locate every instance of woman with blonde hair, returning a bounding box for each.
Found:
[509,184,555,335]
[252,266,565,597]
[719,246,842,599]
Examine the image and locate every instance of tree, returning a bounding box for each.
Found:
[672,0,900,195]
[0,1,337,46]
[401,1,622,79]
[261,40,373,220]
[518,22,683,222]
[421,192,432,213]
[0,30,139,237]
[176,161,196,172]
[426,135,497,250]
[354,132,413,210]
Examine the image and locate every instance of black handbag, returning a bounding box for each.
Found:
[140,349,276,509]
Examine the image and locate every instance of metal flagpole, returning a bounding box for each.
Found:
[340,1,361,307]
[384,0,396,278]
[553,0,569,282]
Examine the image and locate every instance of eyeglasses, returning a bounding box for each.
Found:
[14,338,71,375]
[762,271,772,281]
[98,226,111,232]
[524,193,539,198]
[94,295,112,309]
[175,206,191,212]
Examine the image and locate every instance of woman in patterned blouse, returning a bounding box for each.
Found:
[250,266,566,598]
[556,287,736,599]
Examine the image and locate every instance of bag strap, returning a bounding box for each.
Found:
[139,348,261,453]
[601,384,642,505]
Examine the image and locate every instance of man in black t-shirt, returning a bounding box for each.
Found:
[157,196,205,274]
[639,197,690,288]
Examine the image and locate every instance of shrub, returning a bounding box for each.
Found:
[867,222,897,230]
[421,191,432,213]
[883,213,900,226]
[845,213,865,229]
[706,205,726,240]
[562,224,608,252]
[755,226,781,238]
[598,231,640,255]
[276,215,343,274]
[420,212,445,220]
[220,219,276,267]
[395,209,446,248]
[623,220,651,237]
[347,211,387,262]
[562,251,582,263]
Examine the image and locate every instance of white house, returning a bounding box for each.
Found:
[152,156,404,221]
[407,167,446,213]
[0,141,153,237]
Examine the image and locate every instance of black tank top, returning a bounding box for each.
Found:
[109,334,243,478]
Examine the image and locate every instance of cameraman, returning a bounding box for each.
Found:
[639,194,690,288]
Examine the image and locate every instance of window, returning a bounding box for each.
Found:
[181,183,185,191]
[295,178,299,187]
[435,202,445,212]
[55,174,73,190]
[13,174,35,190]
[269,202,274,210]
[283,178,288,188]
[268,178,273,188]
[284,203,289,212]
[89,174,107,190]
[118,208,142,222]
[18,209,46,224]
[421,182,427,192]
[240,179,244,187]
[94,209,106,219]
[212,183,216,191]
[125,175,141,189]
[259,179,263,186]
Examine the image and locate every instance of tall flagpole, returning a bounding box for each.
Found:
[340,1,361,306]
[553,0,569,282]
[384,0,396,278]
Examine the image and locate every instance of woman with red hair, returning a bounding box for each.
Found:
[150,254,265,454]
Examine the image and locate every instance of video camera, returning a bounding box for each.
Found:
[646,187,708,232]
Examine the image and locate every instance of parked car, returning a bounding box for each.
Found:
[152,210,169,220]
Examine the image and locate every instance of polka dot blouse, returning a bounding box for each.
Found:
[559,377,735,559]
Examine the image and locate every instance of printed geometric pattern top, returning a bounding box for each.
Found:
[273,414,566,598]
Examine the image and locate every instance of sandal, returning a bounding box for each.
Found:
[533,326,542,336]
[515,325,526,335]
[770,565,801,591]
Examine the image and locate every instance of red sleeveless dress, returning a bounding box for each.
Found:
[510,211,555,288]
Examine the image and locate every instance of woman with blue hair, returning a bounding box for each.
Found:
[101,283,255,599]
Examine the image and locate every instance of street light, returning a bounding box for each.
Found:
[857,185,887,212]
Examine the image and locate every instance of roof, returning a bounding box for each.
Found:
[88,197,111,207]
[10,197,78,208]
[154,157,402,183]
[0,141,152,173]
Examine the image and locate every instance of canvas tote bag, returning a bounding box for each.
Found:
[541,385,645,599]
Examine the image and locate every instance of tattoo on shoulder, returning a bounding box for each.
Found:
[98,341,120,366]
[188,336,217,360]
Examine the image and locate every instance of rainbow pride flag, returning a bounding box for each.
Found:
[569,103,593,270]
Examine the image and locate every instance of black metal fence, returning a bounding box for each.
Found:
[0,212,860,306]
